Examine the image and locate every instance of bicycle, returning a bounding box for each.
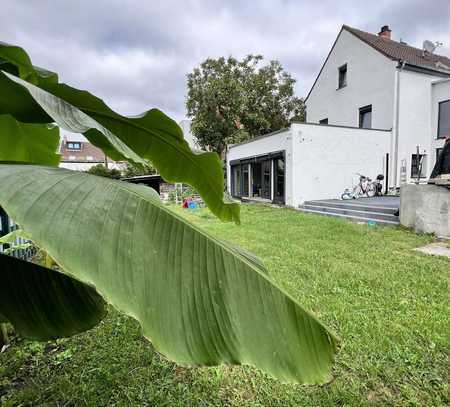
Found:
[341,173,383,200]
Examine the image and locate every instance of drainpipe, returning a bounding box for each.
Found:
[392,60,406,189]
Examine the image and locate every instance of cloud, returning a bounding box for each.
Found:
[2,0,449,121]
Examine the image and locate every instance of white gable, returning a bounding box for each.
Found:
[306,28,396,129]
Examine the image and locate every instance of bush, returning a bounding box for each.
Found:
[86,164,121,179]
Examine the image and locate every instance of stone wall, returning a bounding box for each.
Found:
[400,184,449,238]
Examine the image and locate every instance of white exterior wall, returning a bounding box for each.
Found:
[431,79,450,166]
[227,124,391,207]
[290,123,391,206]
[227,130,294,205]
[59,161,126,172]
[306,29,395,129]
[395,70,445,184]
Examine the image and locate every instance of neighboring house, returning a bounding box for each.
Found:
[227,24,450,207]
[59,135,125,171]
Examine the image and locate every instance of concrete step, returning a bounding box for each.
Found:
[297,206,400,226]
[301,204,399,222]
[304,200,398,215]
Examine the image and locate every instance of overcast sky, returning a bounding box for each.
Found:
[2,0,450,123]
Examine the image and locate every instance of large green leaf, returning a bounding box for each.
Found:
[2,71,147,168]
[0,41,58,85]
[0,42,239,223]
[41,84,239,223]
[0,114,60,166]
[0,253,107,340]
[0,164,337,384]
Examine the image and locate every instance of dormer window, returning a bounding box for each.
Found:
[67,142,81,150]
[338,64,347,89]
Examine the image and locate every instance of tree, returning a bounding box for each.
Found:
[122,162,155,178]
[0,42,337,384]
[86,163,122,179]
[186,55,306,156]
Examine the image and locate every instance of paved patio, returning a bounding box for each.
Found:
[320,196,400,208]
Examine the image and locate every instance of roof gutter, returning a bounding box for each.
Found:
[401,62,450,78]
[392,60,406,189]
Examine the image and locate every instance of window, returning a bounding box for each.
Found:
[338,64,347,89]
[437,99,450,138]
[319,118,328,125]
[274,157,285,203]
[242,165,249,196]
[231,165,241,197]
[86,155,93,161]
[68,155,76,161]
[359,105,372,129]
[67,142,81,150]
[411,154,427,178]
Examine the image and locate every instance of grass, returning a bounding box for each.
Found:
[1,204,449,406]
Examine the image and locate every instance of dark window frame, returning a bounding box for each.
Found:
[229,151,285,203]
[411,154,427,179]
[66,142,82,150]
[319,118,328,125]
[338,64,347,89]
[359,105,372,129]
[437,99,450,139]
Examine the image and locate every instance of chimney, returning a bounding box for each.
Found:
[378,25,391,39]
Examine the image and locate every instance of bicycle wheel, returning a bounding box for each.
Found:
[367,185,376,197]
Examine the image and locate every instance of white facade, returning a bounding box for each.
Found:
[226,25,450,206]
[392,70,446,185]
[306,26,450,187]
[228,124,390,207]
[307,29,396,129]
[59,161,126,172]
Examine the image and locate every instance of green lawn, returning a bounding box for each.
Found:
[1,204,449,406]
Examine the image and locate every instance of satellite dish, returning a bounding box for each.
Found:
[423,40,436,54]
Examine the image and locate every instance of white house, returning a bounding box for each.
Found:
[227,24,450,207]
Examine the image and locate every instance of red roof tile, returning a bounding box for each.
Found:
[344,25,450,74]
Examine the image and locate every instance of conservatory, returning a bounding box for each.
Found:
[229,151,285,204]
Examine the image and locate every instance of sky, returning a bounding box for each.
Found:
[2,0,450,124]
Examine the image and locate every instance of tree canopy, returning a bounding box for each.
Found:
[186,55,305,156]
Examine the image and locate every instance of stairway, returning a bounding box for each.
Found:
[297,199,400,226]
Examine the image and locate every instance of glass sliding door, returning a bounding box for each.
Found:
[231,150,284,203]
[261,160,271,199]
[273,157,285,203]
[231,165,241,197]
[251,162,262,197]
[242,165,249,197]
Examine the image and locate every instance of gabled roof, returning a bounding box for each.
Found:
[344,25,450,74]
[306,25,450,102]
[59,139,106,163]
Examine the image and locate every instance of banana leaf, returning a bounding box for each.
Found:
[0,42,239,223]
[0,253,106,340]
[0,164,338,384]
[0,114,60,166]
